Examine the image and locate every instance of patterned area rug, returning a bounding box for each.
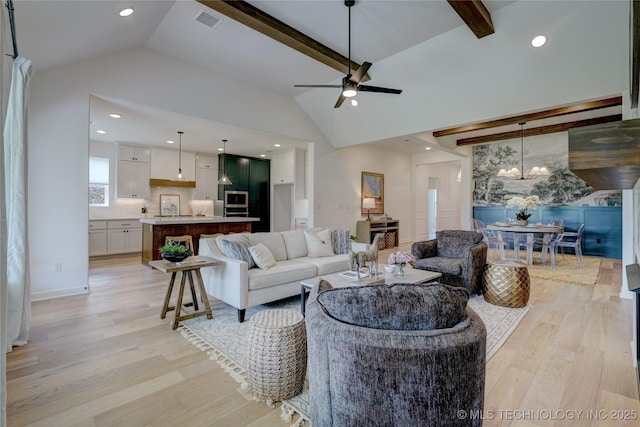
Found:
[179,295,529,426]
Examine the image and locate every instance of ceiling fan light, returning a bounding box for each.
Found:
[343,82,357,98]
[350,99,358,106]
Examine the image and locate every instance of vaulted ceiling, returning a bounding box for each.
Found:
[13,1,626,156]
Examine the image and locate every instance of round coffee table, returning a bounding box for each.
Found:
[482,261,530,308]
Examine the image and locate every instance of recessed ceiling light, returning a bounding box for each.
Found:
[425,147,431,150]
[260,154,266,158]
[218,148,224,151]
[97,129,106,134]
[274,144,281,147]
[119,8,134,17]
[109,113,122,119]
[531,35,547,48]
[350,99,358,107]
[166,140,174,144]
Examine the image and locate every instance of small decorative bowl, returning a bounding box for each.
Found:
[383,265,397,274]
[161,251,192,262]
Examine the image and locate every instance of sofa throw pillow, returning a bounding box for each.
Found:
[317,283,469,331]
[331,229,351,254]
[248,242,276,270]
[304,229,334,257]
[217,235,256,268]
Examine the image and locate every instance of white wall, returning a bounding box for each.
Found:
[313,144,412,242]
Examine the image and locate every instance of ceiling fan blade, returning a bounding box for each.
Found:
[334,93,347,108]
[294,84,342,88]
[350,62,372,84]
[358,85,403,94]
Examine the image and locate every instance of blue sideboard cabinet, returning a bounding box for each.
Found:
[473,206,622,259]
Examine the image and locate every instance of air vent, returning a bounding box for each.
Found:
[195,11,221,28]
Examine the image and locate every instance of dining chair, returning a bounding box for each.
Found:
[473,218,507,260]
[539,232,565,268]
[556,222,586,268]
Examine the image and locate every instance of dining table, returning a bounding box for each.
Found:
[487,223,564,265]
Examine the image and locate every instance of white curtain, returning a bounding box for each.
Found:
[4,55,32,353]
[0,48,31,427]
[0,5,10,426]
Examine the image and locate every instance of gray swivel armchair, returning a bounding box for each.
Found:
[306,280,486,427]
[411,230,487,294]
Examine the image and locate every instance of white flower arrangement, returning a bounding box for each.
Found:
[506,195,540,220]
[387,251,415,266]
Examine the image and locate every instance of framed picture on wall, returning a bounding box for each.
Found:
[160,194,180,216]
[361,171,384,215]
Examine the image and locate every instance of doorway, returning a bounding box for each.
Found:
[273,183,293,231]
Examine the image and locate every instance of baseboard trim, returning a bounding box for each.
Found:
[31,286,89,302]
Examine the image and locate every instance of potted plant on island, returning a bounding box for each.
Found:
[159,242,192,262]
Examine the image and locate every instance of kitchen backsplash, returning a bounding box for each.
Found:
[89,186,216,218]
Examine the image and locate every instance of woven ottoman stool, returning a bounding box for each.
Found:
[245,308,307,404]
[482,261,530,308]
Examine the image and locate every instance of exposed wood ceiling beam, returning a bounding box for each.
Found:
[447,0,494,39]
[197,0,370,81]
[456,114,622,146]
[434,96,622,137]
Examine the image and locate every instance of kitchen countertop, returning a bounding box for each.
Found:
[139,216,259,225]
[89,217,143,221]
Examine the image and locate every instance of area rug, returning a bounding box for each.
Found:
[526,256,601,285]
[179,295,529,426]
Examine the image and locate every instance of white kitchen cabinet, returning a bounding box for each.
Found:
[119,144,150,163]
[195,166,218,200]
[195,154,218,169]
[117,160,150,198]
[271,150,294,184]
[106,220,142,254]
[88,221,107,256]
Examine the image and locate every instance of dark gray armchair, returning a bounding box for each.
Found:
[306,280,486,427]
[411,230,487,294]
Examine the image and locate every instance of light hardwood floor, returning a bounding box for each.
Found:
[6,245,640,426]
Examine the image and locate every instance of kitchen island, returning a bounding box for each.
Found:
[139,216,259,265]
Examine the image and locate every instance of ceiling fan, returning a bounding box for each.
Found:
[294,0,403,108]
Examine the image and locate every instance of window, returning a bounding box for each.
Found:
[89,156,109,206]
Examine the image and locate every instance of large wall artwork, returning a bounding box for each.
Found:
[472,133,621,207]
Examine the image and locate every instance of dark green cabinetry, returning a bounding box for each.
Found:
[249,159,270,232]
[218,153,270,232]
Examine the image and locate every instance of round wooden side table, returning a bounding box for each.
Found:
[482,261,530,308]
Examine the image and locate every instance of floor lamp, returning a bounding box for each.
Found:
[363,197,376,221]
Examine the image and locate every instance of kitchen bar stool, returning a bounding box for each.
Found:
[165,235,194,253]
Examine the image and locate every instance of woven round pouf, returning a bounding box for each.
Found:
[482,261,530,308]
[245,308,307,403]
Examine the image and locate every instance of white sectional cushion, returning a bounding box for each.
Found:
[281,230,308,259]
[248,232,288,261]
[247,259,317,291]
[304,229,334,257]
[249,243,276,270]
[298,254,351,275]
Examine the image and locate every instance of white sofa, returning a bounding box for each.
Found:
[198,229,351,322]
